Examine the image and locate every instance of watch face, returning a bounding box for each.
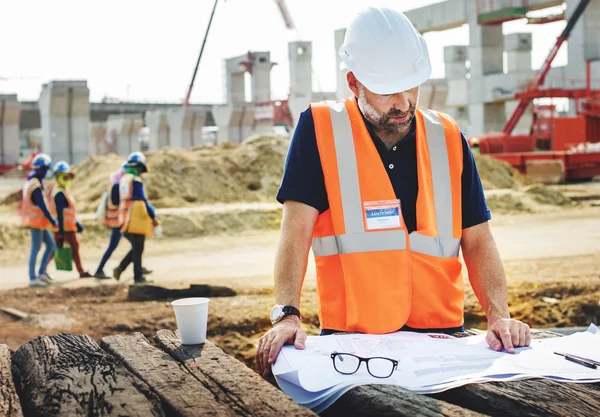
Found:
[270,305,283,321]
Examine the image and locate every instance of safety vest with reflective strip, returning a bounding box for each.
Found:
[20,178,52,230]
[118,174,135,233]
[311,98,464,334]
[47,185,78,232]
[104,182,121,228]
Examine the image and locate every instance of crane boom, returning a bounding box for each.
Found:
[503,0,590,134]
[274,0,295,30]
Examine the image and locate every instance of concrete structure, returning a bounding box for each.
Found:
[212,103,255,144]
[145,109,170,150]
[334,28,352,100]
[38,81,90,164]
[166,107,207,148]
[400,0,591,136]
[89,122,107,155]
[0,94,21,166]
[107,114,143,156]
[288,41,313,127]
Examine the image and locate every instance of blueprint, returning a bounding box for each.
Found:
[272,324,600,413]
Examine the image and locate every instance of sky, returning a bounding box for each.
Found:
[0,0,567,104]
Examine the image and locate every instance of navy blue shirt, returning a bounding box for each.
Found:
[131,178,156,220]
[277,108,491,232]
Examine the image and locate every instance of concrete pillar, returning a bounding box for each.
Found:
[225,54,248,104]
[443,46,468,127]
[145,109,169,150]
[335,28,352,100]
[467,6,503,136]
[419,80,448,112]
[250,51,272,103]
[288,41,313,128]
[567,0,600,84]
[212,103,256,144]
[107,114,143,156]
[166,108,207,148]
[89,122,107,155]
[38,80,90,164]
[505,33,532,73]
[0,94,21,166]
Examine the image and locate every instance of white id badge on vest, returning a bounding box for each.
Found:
[363,200,402,230]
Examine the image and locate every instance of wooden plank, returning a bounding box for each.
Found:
[127,284,236,302]
[431,329,600,417]
[11,333,165,417]
[154,329,315,417]
[101,332,247,417]
[321,384,486,417]
[0,308,29,320]
[0,345,23,417]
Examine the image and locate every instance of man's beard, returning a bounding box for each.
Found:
[358,85,417,133]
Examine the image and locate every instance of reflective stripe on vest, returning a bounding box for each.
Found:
[311,103,458,258]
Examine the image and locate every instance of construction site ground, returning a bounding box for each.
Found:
[0,139,598,369]
[0,202,598,368]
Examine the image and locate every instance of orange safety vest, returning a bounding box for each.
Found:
[311,98,464,334]
[47,185,78,232]
[20,178,52,230]
[119,174,153,237]
[104,182,121,228]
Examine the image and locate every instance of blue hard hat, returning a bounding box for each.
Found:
[53,161,72,175]
[32,154,52,170]
[126,151,148,173]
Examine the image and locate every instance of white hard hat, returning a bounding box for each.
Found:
[339,6,432,95]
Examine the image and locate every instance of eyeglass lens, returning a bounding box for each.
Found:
[333,354,395,378]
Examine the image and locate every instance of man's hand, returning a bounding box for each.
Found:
[256,316,307,377]
[152,219,159,227]
[486,318,531,354]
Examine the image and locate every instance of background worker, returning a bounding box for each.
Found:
[256,6,530,377]
[47,161,93,279]
[94,162,153,279]
[21,154,57,287]
[113,152,158,284]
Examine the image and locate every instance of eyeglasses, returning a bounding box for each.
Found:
[331,352,398,379]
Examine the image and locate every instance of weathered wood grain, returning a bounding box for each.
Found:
[101,332,245,416]
[322,384,486,417]
[0,344,23,417]
[154,329,315,417]
[127,284,236,302]
[433,329,600,417]
[11,333,165,417]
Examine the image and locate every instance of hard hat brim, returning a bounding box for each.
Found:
[350,63,432,96]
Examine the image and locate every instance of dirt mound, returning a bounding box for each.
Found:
[69,134,289,213]
[474,154,534,190]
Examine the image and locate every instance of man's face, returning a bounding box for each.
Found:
[354,79,419,134]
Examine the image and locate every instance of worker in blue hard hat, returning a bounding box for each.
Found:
[20,153,57,287]
[46,161,93,278]
[94,161,153,279]
[113,152,158,284]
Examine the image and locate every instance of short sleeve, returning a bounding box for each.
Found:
[460,133,492,229]
[276,108,329,213]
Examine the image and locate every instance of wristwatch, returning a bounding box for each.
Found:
[270,304,301,325]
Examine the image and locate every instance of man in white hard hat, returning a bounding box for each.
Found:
[256,6,530,377]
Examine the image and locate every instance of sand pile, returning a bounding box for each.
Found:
[69,134,290,213]
[474,154,534,190]
[0,137,570,218]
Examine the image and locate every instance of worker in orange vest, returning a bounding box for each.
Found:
[256,6,531,377]
[47,161,93,278]
[93,162,153,279]
[113,152,158,284]
[21,154,57,287]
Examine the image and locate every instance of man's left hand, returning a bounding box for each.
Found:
[486,318,531,354]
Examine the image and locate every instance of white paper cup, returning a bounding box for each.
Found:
[171,298,210,345]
